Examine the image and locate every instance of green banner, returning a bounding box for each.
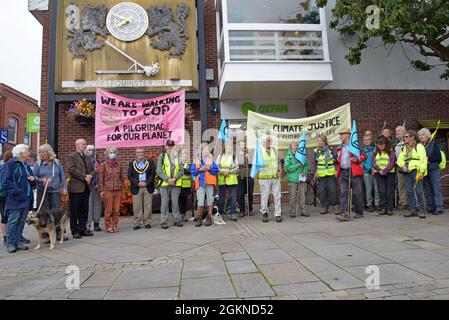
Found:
[26,113,40,133]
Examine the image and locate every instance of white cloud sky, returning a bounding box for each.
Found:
[0,0,42,104]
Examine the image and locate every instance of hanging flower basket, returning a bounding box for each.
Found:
[67,98,96,125]
[76,115,94,126]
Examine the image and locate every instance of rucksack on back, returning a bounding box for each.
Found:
[0,162,6,197]
[440,150,447,170]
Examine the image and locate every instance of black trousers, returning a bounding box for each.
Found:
[237,176,254,212]
[69,189,90,235]
[179,187,192,216]
[375,173,396,211]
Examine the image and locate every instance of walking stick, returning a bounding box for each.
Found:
[348,170,352,219]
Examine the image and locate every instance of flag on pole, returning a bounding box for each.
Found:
[295,129,307,165]
[349,120,361,160]
[218,119,229,142]
[250,138,265,178]
[430,120,441,141]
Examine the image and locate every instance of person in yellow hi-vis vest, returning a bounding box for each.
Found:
[258,136,283,223]
[179,149,193,222]
[217,143,240,221]
[397,130,428,218]
[371,136,397,216]
[156,140,184,229]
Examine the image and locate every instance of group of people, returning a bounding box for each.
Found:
[314,126,445,221]
[0,123,446,253]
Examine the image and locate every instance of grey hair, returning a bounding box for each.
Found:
[396,125,406,133]
[37,144,57,160]
[12,144,29,158]
[104,146,118,155]
[418,128,431,139]
[86,145,95,150]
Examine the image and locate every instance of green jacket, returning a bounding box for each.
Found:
[284,147,309,183]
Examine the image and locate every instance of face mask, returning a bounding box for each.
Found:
[87,151,94,157]
[108,154,117,160]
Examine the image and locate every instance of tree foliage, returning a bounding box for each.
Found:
[317,0,449,79]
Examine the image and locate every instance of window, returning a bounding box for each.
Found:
[227,0,320,24]
[24,129,31,147]
[8,117,18,144]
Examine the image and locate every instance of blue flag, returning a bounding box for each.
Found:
[218,119,229,142]
[295,129,307,165]
[250,138,265,178]
[349,120,361,160]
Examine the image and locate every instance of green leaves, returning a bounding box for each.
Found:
[317,0,449,79]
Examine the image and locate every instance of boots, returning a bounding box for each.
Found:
[195,207,204,227]
[204,206,213,226]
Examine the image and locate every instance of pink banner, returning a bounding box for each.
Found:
[95,89,185,148]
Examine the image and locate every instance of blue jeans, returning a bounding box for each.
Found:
[424,169,444,213]
[218,184,238,215]
[6,208,29,248]
[404,170,425,211]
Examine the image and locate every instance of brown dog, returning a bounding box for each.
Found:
[26,208,69,250]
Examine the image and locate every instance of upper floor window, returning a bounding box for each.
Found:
[8,117,18,144]
[227,0,320,24]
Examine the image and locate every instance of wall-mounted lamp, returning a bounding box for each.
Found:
[210,102,218,115]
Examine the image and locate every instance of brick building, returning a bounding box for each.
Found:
[29,0,448,197]
[0,83,39,156]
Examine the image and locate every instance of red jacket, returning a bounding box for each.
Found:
[336,146,367,177]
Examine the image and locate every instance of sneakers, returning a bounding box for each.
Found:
[7,246,16,253]
[320,207,329,215]
[405,210,419,217]
[133,225,142,230]
[231,215,237,222]
[262,213,269,223]
[195,219,202,227]
[336,214,350,222]
[404,210,418,218]
[239,212,245,218]
[94,223,102,232]
[249,210,254,216]
[290,213,297,218]
[418,210,427,219]
[387,210,393,216]
[145,224,152,229]
[174,221,183,227]
[433,211,444,215]
[300,212,310,217]
[275,216,282,223]
[161,223,169,229]
[20,237,30,244]
[16,244,29,251]
[378,209,387,216]
[353,214,364,219]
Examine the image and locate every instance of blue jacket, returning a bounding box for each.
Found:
[1,158,34,210]
[425,141,442,171]
[361,145,375,173]
[190,158,219,188]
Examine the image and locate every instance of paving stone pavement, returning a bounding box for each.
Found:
[1,205,449,300]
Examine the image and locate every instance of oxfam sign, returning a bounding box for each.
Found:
[241,101,289,117]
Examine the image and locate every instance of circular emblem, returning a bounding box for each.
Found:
[100,108,122,126]
[241,101,257,117]
[106,2,149,42]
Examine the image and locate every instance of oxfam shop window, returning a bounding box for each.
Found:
[227,0,320,24]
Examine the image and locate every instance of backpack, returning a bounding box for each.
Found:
[0,162,6,197]
[440,151,447,170]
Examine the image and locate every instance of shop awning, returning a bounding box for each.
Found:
[417,120,449,129]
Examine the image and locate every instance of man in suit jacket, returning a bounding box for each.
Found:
[67,139,95,238]
[128,147,155,230]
